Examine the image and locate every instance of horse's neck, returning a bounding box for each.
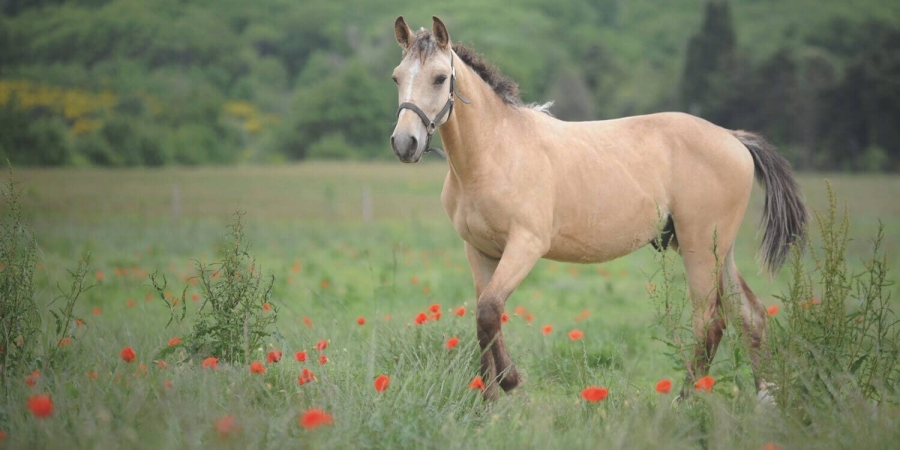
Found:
[439,65,512,185]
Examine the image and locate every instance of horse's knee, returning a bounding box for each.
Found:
[476,300,503,345]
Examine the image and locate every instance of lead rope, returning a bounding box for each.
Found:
[396,54,470,159]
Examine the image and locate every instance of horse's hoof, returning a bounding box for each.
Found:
[499,368,521,392]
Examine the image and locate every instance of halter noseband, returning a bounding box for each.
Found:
[396,53,470,158]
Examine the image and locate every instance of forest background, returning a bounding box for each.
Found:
[1,0,898,171]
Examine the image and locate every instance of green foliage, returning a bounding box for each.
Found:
[152,212,278,364]
[766,183,899,416]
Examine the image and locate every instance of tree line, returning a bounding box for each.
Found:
[0,0,897,171]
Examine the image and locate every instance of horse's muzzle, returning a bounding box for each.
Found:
[391,133,421,163]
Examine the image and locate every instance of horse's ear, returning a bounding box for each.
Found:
[432,16,450,49]
[395,16,414,50]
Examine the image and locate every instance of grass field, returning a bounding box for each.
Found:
[2,163,899,449]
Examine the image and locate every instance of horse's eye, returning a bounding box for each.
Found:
[434,75,447,85]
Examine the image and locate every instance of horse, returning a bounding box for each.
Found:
[389,16,807,401]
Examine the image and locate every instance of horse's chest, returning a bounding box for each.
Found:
[442,189,508,258]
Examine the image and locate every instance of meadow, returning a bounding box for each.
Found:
[2,163,899,449]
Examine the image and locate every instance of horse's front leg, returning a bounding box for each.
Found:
[467,236,544,400]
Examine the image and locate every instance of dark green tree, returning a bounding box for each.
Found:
[680,0,737,120]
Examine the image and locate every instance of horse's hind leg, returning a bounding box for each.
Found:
[720,250,770,391]
[680,249,727,395]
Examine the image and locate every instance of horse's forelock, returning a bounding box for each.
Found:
[406,29,439,61]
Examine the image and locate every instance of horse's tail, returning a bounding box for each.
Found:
[731,130,807,276]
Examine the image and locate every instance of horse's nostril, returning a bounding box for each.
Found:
[409,136,418,152]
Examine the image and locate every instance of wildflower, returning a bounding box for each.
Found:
[156,360,169,369]
[414,312,428,325]
[298,368,316,385]
[514,305,526,315]
[191,293,200,302]
[767,305,779,316]
[165,380,173,389]
[541,325,553,335]
[320,279,330,289]
[250,361,265,374]
[429,303,441,313]
[524,313,534,323]
[429,311,442,321]
[575,310,589,322]
[126,299,136,308]
[411,276,420,285]
[295,350,307,362]
[316,340,328,351]
[27,394,53,418]
[267,350,282,363]
[469,375,485,391]
[202,357,219,369]
[92,307,102,316]
[168,337,181,347]
[58,337,72,347]
[455,307,466,316]
[357,317,366,325]
[581,386,609,402]
[135,363,148,376]
[501,313,509,323]
[120,346,136,363]
[446,337,460,349]
[760,443,782,450]
[318,355,328,365]
[25,370,39,387]
[568,329,584,341]
[0,430,6,441]
[374,374,390,393]
[303,316,313,328]
[695,375,715,393]
[263,302,272,311]
[215,415,240,437]
[86,370,98,380]
[95,271,105,282]
[75,318,85,327]
[299,409,333,429]
[655,379,672,394]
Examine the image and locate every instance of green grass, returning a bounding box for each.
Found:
[1,164,899,448]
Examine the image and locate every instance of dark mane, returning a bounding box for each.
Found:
[405,29,522,106]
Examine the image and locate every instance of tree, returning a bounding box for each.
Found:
[680,0,737,120]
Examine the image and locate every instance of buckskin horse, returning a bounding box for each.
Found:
[389,16,806,400]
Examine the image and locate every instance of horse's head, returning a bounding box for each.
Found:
[390,16,457,163]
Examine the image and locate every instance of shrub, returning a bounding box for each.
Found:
[153,212,278,364]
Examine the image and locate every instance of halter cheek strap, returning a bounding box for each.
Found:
[396,54,470,158]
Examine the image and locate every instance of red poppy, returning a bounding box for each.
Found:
[455,307,466,316]
[156,360,169,369]
[56,336,71,347]
[92,307,102,316]
[299,409,333,429]
[27,394,53,418]
[357,317,365,325]
[250,361,265,374]
[298,368,316,385]
[120,346,136,363]
[168,337,181,347]
[126,299,136,308]
[215,415,240,437]
[75,318,85,327]
[414,312,428,325]
[95,271,105,282]
[541,325,553,335]
[25,370,39,387]
[581,386,609,402]
[86,370,98,380]
[514,305,526,315]
[303,316,313,329]
[446,337,460,349]
[524,313,534,323]
[316,340,328,351]
[267,350,282,363]
[263,302,272,311]
[0,430,7,441]
[429,311,442,321]
[295,350,308,362]
[202,357,219,369]
[374,374,390,393]
[429,303,441,313]
[568,329,584,341]
[469,375,485,391]
[318,355,328,365]
[501,313,509,323]
[192,293,200,302]
[760,443,782,450]
[766,305,779,316]
[695,375,715,393]
[410,276,420,285]
[320,279,330,289]
[165,379,173,389]
[655,378,672,394]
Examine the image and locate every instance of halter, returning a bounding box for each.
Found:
[396,53,470,158]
